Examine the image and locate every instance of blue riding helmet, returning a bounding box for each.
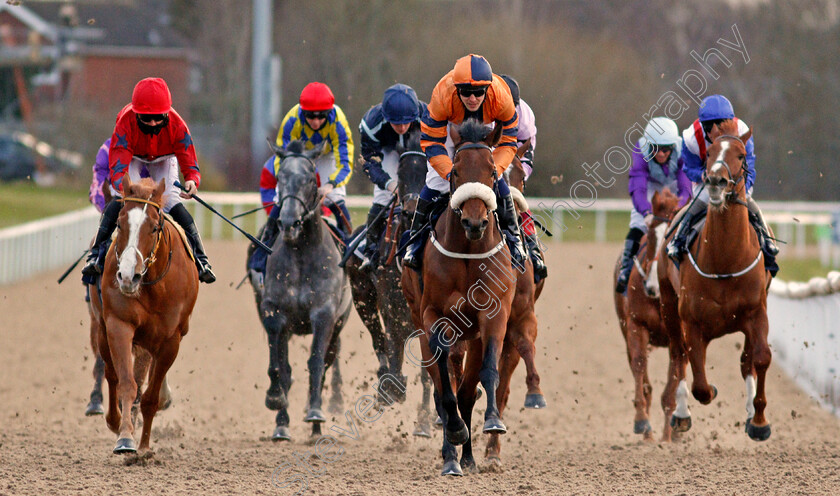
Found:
[698,94,735,122]
[382,84,420,124]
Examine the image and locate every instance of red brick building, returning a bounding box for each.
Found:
[0,0,193,118]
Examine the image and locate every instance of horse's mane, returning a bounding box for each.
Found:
[455,119,493,144]
[285,140,306,154]
[129,177,158,196]
[405,128,421,152]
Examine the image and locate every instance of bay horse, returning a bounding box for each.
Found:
[94,176,198,454]
[612,188,680,441]
[259,140,352,441]
[402,120,522,476]
[344,130,437,435]
[658,120,773,441]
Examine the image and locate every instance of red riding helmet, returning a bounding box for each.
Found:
[299,82,335,111]
[131,77,172,114]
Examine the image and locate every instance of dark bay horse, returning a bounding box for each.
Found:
[658,121,773,441]
[344,130,436,434]
[259,140,352,441]
[93,176,198,454]
[612,188,680,441]
[402,120,521,476]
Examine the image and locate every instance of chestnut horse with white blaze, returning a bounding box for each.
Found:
[94,176,198,454]
[613,188,680,441]
[658,120,773,441]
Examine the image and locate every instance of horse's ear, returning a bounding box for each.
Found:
[516,138,531,159]
[306,140,327,159]
[739,127,752,146]
[267,138,285,159]
[153,178,166,201]
[450,125,463,148]
[123,174,133,194]
[486,122,503,148]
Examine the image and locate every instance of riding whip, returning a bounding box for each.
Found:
[173,181,272,254]
[57,248,90,284]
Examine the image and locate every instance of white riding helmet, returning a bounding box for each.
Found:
[640,117,680,159]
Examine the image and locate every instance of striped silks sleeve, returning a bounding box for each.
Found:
[326,106,354,187]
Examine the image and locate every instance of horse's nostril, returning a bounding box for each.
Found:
[132,274,141,284]
[117,271,122,280]
[481,219,489,228]
[461,219,471,230]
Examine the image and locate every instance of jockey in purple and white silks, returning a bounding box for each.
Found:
[665,94,778,275]
[88,138,112,214]
[615,117,691,293]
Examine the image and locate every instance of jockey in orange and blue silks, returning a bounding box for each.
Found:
[356,83,427,270]
[666,94,778,276]
[402,53,528,272]
[81,77,215,284]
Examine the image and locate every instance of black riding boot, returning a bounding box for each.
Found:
[667,199,707,263]
[498,192,528,269]
[524,232,548,282]
[81,199,122,279]
[403,196,433,270]
[169,203,216,284]
[615,228,644,293]
[360,203,387,271]
[746,197,779,256]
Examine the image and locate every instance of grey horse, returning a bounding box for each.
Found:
[257,139,352,441]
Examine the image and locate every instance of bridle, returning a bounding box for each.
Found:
[115,196,172,285]
[449,142,496,218]
[274,153,320,229]
[702,134,748,206]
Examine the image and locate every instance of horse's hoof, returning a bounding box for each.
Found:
[328,399,344,416]
[461,457,478,474]
[745,418,771,441]
[159,397,173,412]
[634,419,652,435]
[305,408,327,423]
[524,394,547,409]
[441,459,463,476]
[670,415,692,433]
[434,416,443,428]
[482,417,507,434]
[265,393,288,411]
[710,385,718,401]
[484,456,504,472]
[413,424,432,438]
[445,421,470,446]
[85,401,105,416]
[272,425,292,441]
[475,386,483,401]
[113,437,137,454]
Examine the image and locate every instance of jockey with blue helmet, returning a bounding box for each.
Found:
[356,83,427,270]
[665,94,778,274]
[615,117,691,293]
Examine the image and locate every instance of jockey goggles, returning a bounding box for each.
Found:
[304,111,329,120]
[701,118,727,135]
[458,86,487,98]
[650,144,674,154]
[137,113,168,124]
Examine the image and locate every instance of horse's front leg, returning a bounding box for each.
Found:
[105,320,137,454]
[138,337,180,453]
[684,323,717,405]
[304,307,335,433]
[625,320,653,440]
[514,313,545,409]
[427,315,468,448]
[479,318,508,435]
[413,368,434,438]
[97,326,120,434]
[261,307,289,412]
[486,339,519,468]
[744,313,772,441]
[86,354,106,416]
[456,340,484,474]
[327,335,344,415]
[348,265,389,378]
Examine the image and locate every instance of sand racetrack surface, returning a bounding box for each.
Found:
[2,241,840,495]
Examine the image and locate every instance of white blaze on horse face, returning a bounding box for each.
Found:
[118,207,148,279]
[710,140,730,177]
[675,379,691,418]
[745,374,757,419]
[645,222,669,297]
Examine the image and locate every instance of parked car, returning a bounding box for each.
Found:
[0,131,83,182]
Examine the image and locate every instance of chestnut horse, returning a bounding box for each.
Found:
[402,120,522,476]
[612,188,680,441]
[94,176,198,453]
[658,121,773,441]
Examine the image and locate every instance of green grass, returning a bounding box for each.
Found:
[0,182,90,228]
[775,257,836,282]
